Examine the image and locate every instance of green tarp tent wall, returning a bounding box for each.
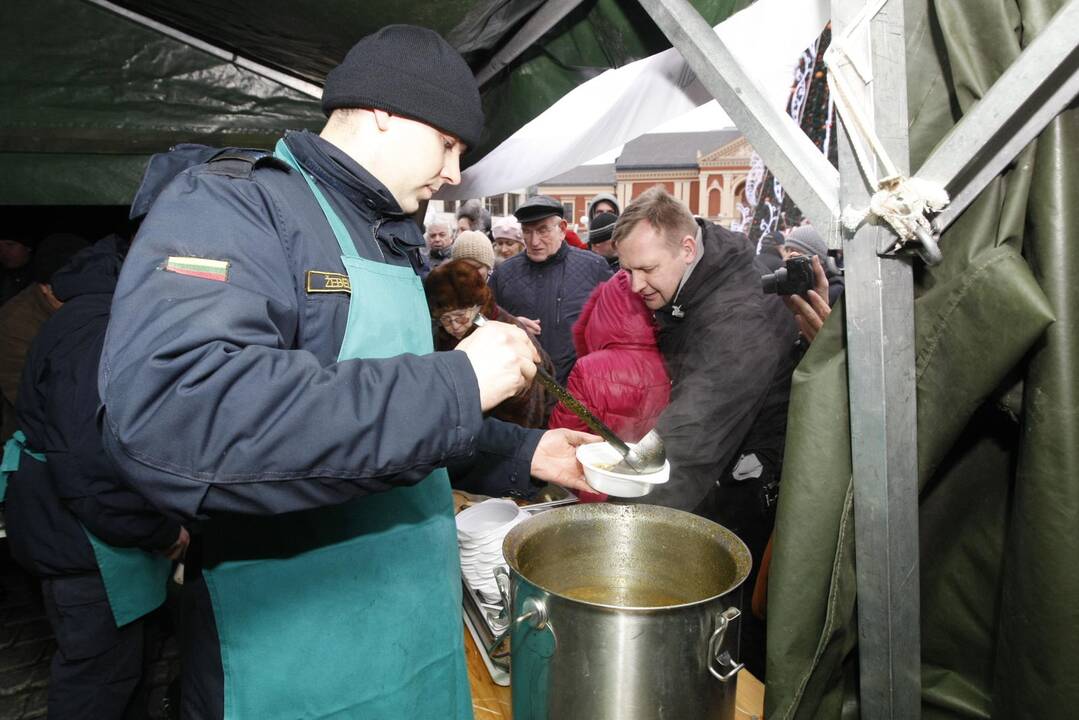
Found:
[0,0,748,205]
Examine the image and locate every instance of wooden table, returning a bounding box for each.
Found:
[465,622,765,719]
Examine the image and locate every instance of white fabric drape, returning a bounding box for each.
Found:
[440,0,829,200]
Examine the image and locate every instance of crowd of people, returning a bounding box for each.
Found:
[0,22,844,719]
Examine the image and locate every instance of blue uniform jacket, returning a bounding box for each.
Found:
[6,236,181,578]
[99,131,541,523]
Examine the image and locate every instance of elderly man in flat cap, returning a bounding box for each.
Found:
[490,195,612,385]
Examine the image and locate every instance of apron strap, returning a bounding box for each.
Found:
[274,138,361,260]
[2,431,46,502]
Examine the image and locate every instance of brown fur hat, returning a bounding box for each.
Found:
[424,259,496,319]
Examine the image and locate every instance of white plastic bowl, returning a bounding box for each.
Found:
[456,499,525,541]
[576,441,670,498]
[462,566,504,597]
[460,553,505,574]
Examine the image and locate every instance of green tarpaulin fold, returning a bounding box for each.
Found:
[0,0,747,205]
[766,0,1077,717]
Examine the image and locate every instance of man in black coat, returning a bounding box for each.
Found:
[613,187,800,677]
[5,236,188,718]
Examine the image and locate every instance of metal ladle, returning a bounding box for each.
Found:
[472,314,666,474]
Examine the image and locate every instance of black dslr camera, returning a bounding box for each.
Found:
[761,255,814,296]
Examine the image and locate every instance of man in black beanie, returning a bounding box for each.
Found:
[98,24,596,720]
[587,211,620,270]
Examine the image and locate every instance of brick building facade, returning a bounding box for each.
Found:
[537,130,754,229]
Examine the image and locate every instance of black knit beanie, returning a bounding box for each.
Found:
[588,212,618,245]
[322,25,484,150]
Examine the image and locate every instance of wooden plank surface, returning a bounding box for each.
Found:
[466,623,512,719]
[465,622,765,719]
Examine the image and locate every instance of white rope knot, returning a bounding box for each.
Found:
[841,175,950,246]
[826,1,949,265]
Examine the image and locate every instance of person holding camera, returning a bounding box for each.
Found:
[781,225,844,305]
[762,224,843,344]
[779,254,833,343]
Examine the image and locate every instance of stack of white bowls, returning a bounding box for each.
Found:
[456,498,527,602]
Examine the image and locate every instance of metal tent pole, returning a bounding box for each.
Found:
[630,0,1078,714]
[636,0,923,714]
[831,0,921,716]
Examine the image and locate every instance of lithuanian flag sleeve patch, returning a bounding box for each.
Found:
[163,256,230,282]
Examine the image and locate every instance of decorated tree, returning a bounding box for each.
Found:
[744,25,836,245]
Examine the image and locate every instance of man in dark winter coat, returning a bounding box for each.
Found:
[491,195,613,384]
[613,187,799,677]
[4,235,188,719]
[97,25,595,720]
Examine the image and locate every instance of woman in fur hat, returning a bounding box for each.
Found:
[425,259,553,428]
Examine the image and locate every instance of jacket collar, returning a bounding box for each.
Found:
[282,130,424,250]
[284,130,400,214]
[655,219,739,323]
[527,241,569,268]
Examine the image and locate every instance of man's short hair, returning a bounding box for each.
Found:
[612,186,697,251]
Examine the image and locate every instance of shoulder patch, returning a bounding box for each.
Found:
[163,256,230,282]
[305,270,351,294]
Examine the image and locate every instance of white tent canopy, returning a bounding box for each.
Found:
[440,0,828,200]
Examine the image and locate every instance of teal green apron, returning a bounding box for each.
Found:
[1,431,170,627]
[197,139,470,719]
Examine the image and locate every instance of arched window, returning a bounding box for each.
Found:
[708,187,721,218]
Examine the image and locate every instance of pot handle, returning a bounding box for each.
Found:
[487,601,558,660]
[485,568,558,657]
[707,607,744,683]
[485,567,513,658]
[485,566,513,630]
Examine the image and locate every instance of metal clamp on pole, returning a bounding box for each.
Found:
[840,175,948,265]
[827,4,949,266]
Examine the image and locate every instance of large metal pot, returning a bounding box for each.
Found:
[494,503,751,720]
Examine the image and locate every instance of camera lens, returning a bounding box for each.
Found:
[761,267,787,294]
